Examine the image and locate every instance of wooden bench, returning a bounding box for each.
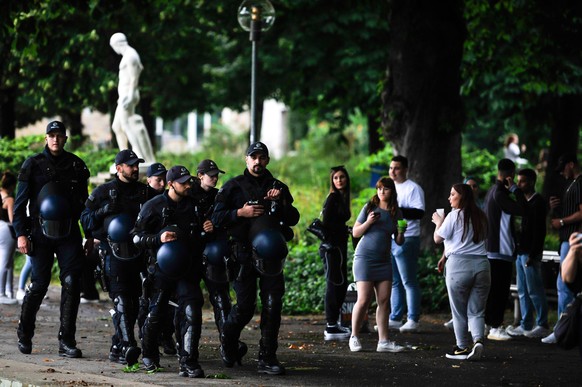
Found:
[509,250,560,326]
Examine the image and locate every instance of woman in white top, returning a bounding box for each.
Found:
[432,183,490,361]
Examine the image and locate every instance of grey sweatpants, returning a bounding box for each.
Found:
[445,255,491,349]
[0,220,16,296]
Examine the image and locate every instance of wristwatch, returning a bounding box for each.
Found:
[560,219,565,227]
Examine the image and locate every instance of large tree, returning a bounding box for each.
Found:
[383,0,466,248]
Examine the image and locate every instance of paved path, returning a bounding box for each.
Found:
[0,285,580,386]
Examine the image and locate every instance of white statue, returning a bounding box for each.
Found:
[110,32,155,162]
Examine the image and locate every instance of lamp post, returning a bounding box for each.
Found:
[237,0,275,145]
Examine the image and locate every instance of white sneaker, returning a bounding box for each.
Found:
[505,325,531,337]
[399,320,419,333]
[388,320,403,330]
[349,336,362,352]
[541,332,556,344]
[80,297,100,304]
[377,340,405,353]
[487,327,512,341]
[525,326,551,339]
[16,289,25,301]
[444,319,454,331]
[0,295,18,305]
[467,340,484,361]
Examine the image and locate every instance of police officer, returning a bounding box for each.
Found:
[212,142,299,375]
[140,161,176,355]
[133,166,205,378]
[14,120,90,358]
[192,159,248,358]
[81,149,156,367]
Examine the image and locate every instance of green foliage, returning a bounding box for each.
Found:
[460,144,498,188]
[418,250,448,312]
[0,135,45,173]
[283,241,326,314]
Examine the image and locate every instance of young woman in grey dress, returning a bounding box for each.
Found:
[349,177,406,353]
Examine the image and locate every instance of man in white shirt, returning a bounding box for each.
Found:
[388,156,425,332]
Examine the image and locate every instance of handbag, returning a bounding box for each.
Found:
[554,292,582,350]
[307,218,327,241]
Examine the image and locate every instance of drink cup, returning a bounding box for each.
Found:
[397,219,407,228]
[436,208,445,217]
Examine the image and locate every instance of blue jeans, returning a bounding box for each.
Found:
[516,254,548,329]
[557,241,575,316]
[18,255,32,290]
[390,236,421,322]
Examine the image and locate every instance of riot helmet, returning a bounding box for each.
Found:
[155,225,191,279]
[38,181,72,239]
[251,228,288,276]
[202,239,232,283]
[107,213,140,260]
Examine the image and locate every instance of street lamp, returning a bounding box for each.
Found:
[237,0,276,145]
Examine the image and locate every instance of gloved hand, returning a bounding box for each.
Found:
[95,202,120,218]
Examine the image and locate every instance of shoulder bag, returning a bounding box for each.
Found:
[554,292,582,350]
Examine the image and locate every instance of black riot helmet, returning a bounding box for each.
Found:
[107,213,140,260]
[155,225,191,279]
[251,228,288,276]
[38,181,72,239]
[203,239,232,283]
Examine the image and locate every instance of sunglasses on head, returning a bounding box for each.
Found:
[331,165,345,172]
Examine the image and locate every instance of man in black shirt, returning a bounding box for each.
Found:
[14,121,90,357]
[506,168,549,339]
[212,142,299,375]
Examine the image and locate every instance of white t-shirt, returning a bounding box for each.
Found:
[394,179,425,237]
[437,209,486,257]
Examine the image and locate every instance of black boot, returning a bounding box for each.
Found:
[17,285,46,354]
[179,360,205,378]
[177,304,204,377]
[257,293,284,375]
[109,343,126,364]
[59,341,82,358]
[142,356,161,372]
[258,356,285,375]
[113,296,140,366]
[59,274,82,358]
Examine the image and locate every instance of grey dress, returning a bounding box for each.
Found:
[353,204,399,281]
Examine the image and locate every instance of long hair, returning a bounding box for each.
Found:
[366,176,398,218]
[329,165,351,215]
[1,171,16,190]
[452,183,488,243]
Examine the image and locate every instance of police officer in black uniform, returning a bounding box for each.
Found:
[212,142,299,375]
[14,120,90,358]
[81,149,156,367]
[132,166,205,378]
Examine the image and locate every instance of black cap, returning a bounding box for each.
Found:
[115,149,145,166]
[46,120,66,134]
[556,153,579,172]
[147,162,167,177]
[246,141,269,157]
[197,159,225,176]
[166,165,193,184]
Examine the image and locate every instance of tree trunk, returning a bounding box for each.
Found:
[382,0,466,249]
[367,113,382,155]
[542,94,582,200]
[139,96,157,152]
[61,110,83,149]
[0,87,16,139]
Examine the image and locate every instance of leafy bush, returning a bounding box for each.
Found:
[283,241,326,314]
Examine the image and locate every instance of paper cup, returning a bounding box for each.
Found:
[436,208,445,217]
